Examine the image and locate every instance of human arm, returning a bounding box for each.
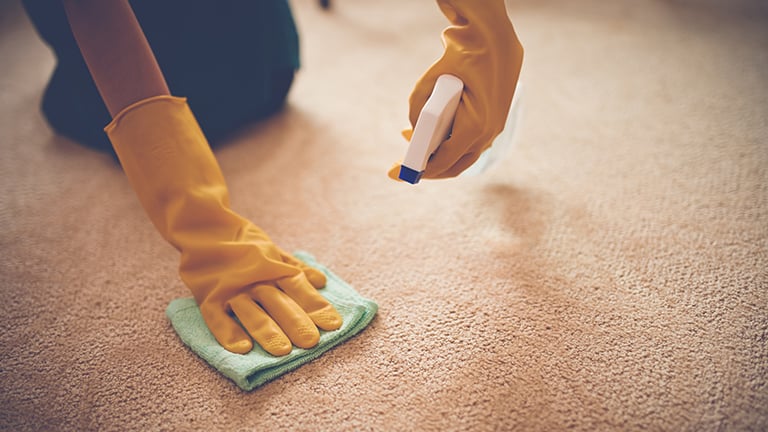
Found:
[389,0,524,180]
[62,0,342,355]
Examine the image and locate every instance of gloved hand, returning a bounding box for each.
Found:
[389,0,524,180]
[105,95,342,355]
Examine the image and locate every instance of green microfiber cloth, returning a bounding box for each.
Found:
[165,251,378,391]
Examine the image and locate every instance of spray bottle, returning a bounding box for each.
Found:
[398,74,523,184]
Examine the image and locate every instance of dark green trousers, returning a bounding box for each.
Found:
[22,0,300,155]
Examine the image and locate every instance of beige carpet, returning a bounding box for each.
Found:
[1,0,767,430]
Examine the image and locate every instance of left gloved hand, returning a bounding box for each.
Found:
[389,0,524,180]
[106,96,342,356]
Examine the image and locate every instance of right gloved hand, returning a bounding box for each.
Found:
[389,0,524,180]
[105,95,342,355]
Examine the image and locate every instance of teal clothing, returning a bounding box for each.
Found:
[22,0,300,154]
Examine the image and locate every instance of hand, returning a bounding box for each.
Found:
[106,96,342,355]
[190,226,343,356]
[389,0,523,180]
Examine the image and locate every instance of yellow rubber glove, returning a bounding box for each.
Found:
[389,0,524,180]
[105,96,342,355]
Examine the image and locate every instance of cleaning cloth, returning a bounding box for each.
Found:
[166,251,378,391]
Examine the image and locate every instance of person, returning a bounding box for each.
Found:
[22,0,299,156]
[23,0,523,355]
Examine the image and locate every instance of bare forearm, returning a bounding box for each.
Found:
[62,0,169,117]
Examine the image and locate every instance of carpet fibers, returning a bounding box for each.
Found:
[1,0,766,430]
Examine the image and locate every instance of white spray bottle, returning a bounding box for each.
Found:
[398,74,523,184]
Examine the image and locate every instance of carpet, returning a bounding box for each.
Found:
[1,0,766,430]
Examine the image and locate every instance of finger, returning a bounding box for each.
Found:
[302,266,327,289]
[408,71,441,127]
[408,85,432,127]
[251,284,321,350]
[387,163,404,181]
[277,273,342,332]
[388,128,415,182]
[420,139,470,179]
[229,293,292,356]
[421,104,486,178]
[199,302,253,355]
[278,252,327,288]
[431,151,483,179]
